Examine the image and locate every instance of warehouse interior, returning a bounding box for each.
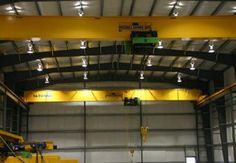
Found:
[0,0,236,163]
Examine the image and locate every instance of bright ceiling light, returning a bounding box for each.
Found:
[74,1,89,6]
[83,71,88,80]
[45,76,49,84]
[168,1,183,9]
[178,2,184,6]
[208,43,215,53]
[189,58,196,71]
[37,63,43,72]
[82,57,88,68]
[146,57,152,67]
[75,5,88,9]
[80,40,87,49]
[27,41,34,54]
[78,8,84,16]
[173,11,179,17]
[76,0,85,16]
[157,40,163,49]
[177,73,182,83]
[6,6,23,13]
[140,71,144,80]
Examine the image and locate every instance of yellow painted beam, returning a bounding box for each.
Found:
[0,16,236,40]
[24,89,203,103]
[5,155,78,163]
[0,130,24,143]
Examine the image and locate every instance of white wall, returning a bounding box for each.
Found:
[24,101,202,163]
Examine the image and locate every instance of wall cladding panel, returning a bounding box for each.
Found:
[25,101,198,163]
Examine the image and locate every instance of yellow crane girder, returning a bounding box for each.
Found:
[0,16,235,40]
[23,89,204,103]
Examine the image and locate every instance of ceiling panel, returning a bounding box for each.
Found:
[217,1,236,15]
[164,72,177,78]
[200,40,226,53]
[67,41,81,49]
[119,55,133,64]
[194,1,221,16]
[99,55,112,63]
[57,57,71,67]
[2,66,14,73]
[60,1,77,16]
[14,2,38,15]
[171,40,189,50]
[79,0,100,16]
[186,40,205,51]
[74,71,83,78]
[172,57,189,68]
[132,55,143,64]
[0,4,10,15]
[159,56,176,67]
[152,71,164,77]
[121,0,133,16]
[62,72,73,78]
[35,40,51,52]
[14,62,29,71]
[89,56,98,65]
[89,71,98,76]
[103,0,121,16]
[50,41,67,51]
[144,71,152,77]
[123,70,134,76]
[132,0,154,16]
[198,60,216,70]
[151,0,172,16]
[71,56,82,66]
[0,42,16,55]
[178,1,198,16]
[37,2,60,16]
[212,63,228,71]
[41,58,57,69]
[49,73,61,80]
[221,40,236,54]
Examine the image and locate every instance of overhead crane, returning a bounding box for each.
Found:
[23,89,204,103]
[0,16,235,40]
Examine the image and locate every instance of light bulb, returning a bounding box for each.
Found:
[157,40,163,49]
[37,63,43,72]
[208,44,215,53]
[83,72,88,80]
[27,42,34,54]
[173,11,179,17]
[78,9,84,16]
[80,40,87,49]
[189,59,195,71]
[146,58,152,67]
[140,71,144,80]
[82,57,87,67]
[45,76,49,84]
[177,73,182,83]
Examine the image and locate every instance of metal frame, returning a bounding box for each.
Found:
[5,62,220,82]
[17,74,208,90]
[1,46,235,68]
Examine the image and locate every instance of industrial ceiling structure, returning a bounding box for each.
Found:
[0,0,236,91]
